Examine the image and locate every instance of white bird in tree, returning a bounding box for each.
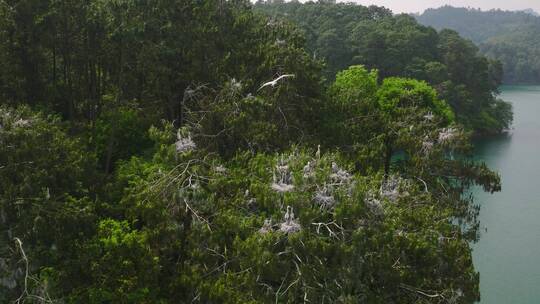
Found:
[424,111,435,121]
[284,206,292,224]
[315,144,321,160]
[279,205,301,234]
[258,74,295,91]
[331,162,339,174]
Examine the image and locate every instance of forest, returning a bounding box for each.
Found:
[418,6,540,84]
[0,0,507,303]
[255,1,513,133]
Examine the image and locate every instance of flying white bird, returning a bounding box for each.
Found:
[258,74,295,91]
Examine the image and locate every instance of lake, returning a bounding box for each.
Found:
[473,86,540,303]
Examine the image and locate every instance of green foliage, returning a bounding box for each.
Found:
[0,105,97,301]
[323,65,380,154]
[331,65,379,101]
[91,104,154,172]
[182,53,323,157]
[0,0,323,124]
[324,66,459,173]
[377,77,455,123]
[89,131,492,302]
[78,219,161,303]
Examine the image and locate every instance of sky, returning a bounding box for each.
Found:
[347,0,540,14]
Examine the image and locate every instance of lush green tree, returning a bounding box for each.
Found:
[322,65,380,164]
[91,102,155,173]
[0,106,97,302]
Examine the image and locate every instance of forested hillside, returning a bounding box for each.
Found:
[255,1,512,134]
[1,0,503,303]
[417,6,540,84]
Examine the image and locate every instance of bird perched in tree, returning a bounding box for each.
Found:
[315,144,321,160]
[284,206,290,223]
[284,206,293,224]
[258,74,295,91]
[279,205,301,234]
[424,111,435,121]
[331,162,339,173]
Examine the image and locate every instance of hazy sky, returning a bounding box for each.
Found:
[347,0,540,14]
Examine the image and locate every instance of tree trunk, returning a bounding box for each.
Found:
[384,138,393,176]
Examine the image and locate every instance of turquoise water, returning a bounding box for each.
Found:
[473,86,540,303]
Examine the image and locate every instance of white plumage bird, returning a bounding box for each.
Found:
[258,74,295,91]
[331,162,339,173]
[284,206,293,224]
[424,111,435,121]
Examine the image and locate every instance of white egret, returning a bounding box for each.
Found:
[284,206,291,223]
[258,74,295,91]
[424,111,435,121]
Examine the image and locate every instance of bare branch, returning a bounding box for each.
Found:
[13,238,53,304]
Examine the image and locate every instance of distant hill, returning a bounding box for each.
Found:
[417,6,540,84]
[520,8,539,17]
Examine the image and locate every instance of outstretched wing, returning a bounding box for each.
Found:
[258,74,295,92]
[276,74,295,82]
[258,81,273,91]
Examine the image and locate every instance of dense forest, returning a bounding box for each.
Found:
[255,1,512,134]
[0,0,506,303]
[418,6,540,84]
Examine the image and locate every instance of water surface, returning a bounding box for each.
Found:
[473,85,540,303]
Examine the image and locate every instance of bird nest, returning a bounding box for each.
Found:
[314,186,336,209]
[175,131,196,153]
[271,158,294,193]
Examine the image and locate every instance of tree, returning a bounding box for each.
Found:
[0,105,97,301]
